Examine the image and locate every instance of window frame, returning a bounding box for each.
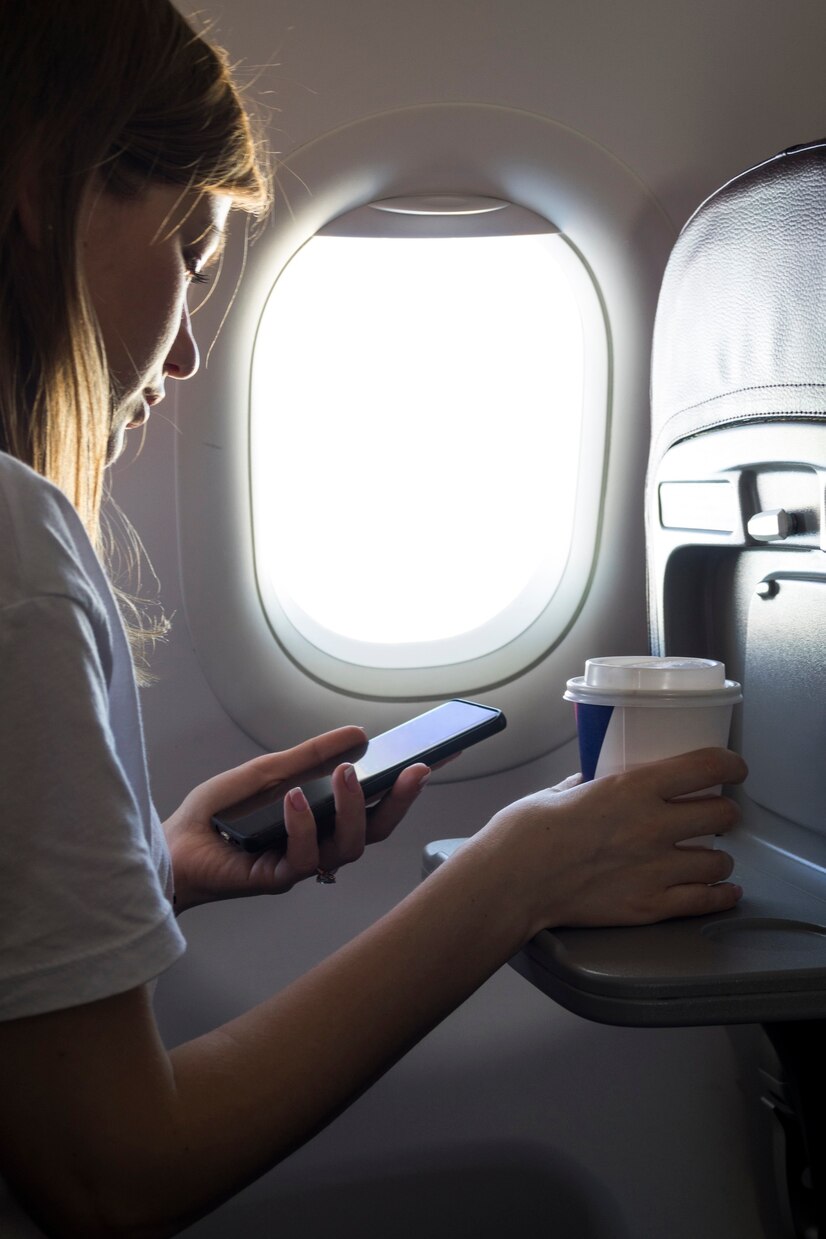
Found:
[174,103,674,777]
[249,218,609,698]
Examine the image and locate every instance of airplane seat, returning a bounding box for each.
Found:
[424,138,826,1237]
[646,136,826,1239]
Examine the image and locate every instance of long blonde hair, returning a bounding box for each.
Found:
[0,0,270,670]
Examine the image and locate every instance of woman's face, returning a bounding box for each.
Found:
[79,182,231,461]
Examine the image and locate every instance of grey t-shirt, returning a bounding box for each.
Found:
[0,453,186,1232]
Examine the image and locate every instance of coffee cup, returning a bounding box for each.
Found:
[564,657,742,836]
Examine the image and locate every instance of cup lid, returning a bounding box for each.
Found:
[564,655,742,705]
[584,656,726,692]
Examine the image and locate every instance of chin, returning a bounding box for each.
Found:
[106,426,127,466]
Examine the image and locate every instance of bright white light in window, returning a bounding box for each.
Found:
[252,231,585,665]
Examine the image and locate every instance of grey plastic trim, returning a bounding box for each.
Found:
[422,838,826,1027]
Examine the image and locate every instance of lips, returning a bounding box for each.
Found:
[126,400,150,430]
[127,389,163,430]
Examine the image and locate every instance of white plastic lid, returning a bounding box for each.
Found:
[564,655,742,706]
[585,656,726,691]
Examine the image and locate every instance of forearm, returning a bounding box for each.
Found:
[17,832,530,1239]
[160,834,530,1233]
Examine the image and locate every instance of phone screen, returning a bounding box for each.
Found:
[351,700,500,780]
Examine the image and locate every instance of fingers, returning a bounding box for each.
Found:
[658,878,743,921]
[274,756,432,885]
[278,760,367,883]
[549,838,742,930]
[193,727,368,817]
[552,772,584,792]
[662,790,742,844]
[364,764,432,843]
[642,747,748,801]
[318,763,367,868]
[284,726,369,773]
[274,786,321,889]
[665,841,735,887]
[248,727,368,794]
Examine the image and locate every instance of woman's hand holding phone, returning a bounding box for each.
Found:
[163,727,430,913]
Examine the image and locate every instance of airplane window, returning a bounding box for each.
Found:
[177,105,658,762]
[251,200,599,678]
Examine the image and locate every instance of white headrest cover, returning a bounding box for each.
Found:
[651,140,826,465]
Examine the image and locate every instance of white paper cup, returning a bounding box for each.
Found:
[564,656,743,845]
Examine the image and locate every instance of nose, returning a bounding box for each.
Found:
[164,302,200,381]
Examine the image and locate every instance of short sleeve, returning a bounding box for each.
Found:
[0,593,185,1020]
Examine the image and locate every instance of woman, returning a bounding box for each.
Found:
[0,3,746,1236]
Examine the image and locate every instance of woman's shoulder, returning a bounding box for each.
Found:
[0,452,103,613]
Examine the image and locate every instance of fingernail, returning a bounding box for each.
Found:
[343,763,360,792]
[288,786,308,811]
[417,769,432,791]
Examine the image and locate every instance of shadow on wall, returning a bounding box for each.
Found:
[179,1141,629,1239]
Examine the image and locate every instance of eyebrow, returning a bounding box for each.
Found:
[157,190,230,263]
[184,222,228,276]
[199,225,227,269]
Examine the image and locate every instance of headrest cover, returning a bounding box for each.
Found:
[650,140,826,462]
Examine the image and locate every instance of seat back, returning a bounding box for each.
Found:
[648,139,826,904]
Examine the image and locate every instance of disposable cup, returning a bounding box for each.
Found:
[564,656,743,845]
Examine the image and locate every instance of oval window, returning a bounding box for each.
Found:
[250,197,606,685]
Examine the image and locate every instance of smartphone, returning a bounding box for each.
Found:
[211,698,507,853]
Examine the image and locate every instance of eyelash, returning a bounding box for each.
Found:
[184,256,211,286]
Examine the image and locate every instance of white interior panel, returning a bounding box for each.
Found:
[175,103,668,773]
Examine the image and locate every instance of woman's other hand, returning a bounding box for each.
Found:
[475,746,748,937]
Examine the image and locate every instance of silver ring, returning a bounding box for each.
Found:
[315,867,338,884]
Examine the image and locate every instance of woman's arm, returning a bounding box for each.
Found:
[0,747,745,1239]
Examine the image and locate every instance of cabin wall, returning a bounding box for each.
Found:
[108,2,826,1234]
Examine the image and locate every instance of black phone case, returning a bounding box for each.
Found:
[211,701,506,853]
